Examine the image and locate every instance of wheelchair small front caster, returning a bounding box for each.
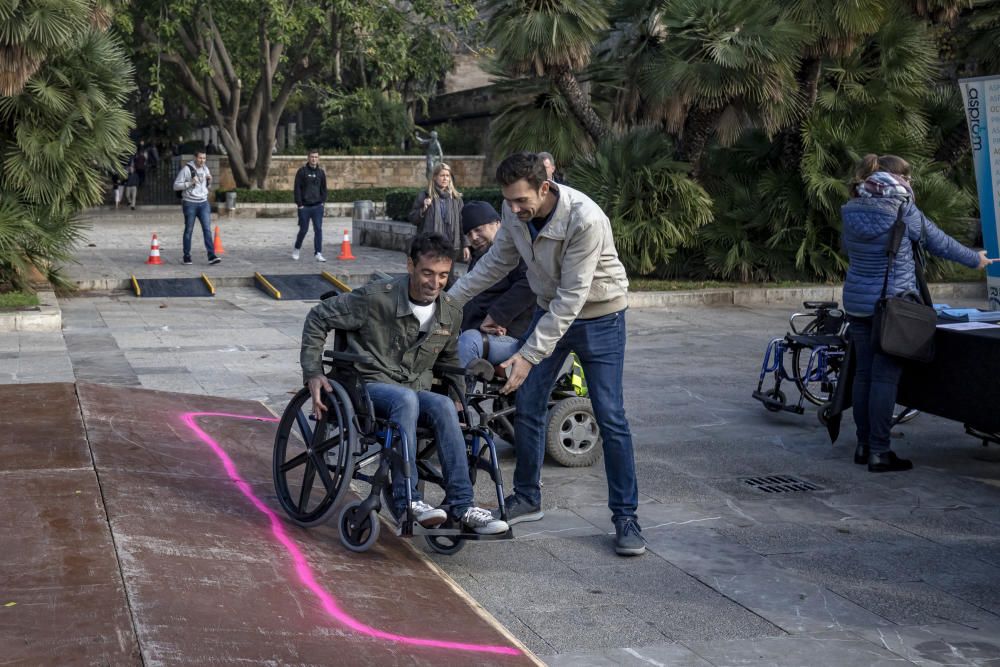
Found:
[763,389,786,412]
[425,534,465,556]
[339,501,380,553]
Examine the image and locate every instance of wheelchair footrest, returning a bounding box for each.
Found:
[404,523,515,542]
[751,390,805,414]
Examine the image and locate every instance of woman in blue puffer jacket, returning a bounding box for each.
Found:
[842,153,995,473]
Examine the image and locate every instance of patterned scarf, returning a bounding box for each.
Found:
[855,171,913,200]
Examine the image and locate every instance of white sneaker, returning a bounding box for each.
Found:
[461,506,509,535]
[315,252,327,262]
[410,500,447,528]
[291,248,300,260]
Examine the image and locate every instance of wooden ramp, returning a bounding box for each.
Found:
[0,382,535,666]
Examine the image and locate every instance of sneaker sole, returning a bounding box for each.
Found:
[505,510,543,525]
[472,522,509,535]
[417,514,448,528]
[616,544,646,556]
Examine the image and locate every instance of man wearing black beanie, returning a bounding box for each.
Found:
[457,201,535,374]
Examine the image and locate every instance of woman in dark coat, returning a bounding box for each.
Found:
[841,153,995,472]
[408,162,468,262]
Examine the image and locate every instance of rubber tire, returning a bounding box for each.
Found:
[818,402,833,426]
[425,534,465,556]
[763,389,786,412]
[545,397,603,467]
[338,501,380,553]
[272,387,354,527]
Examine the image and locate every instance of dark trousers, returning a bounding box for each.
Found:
[295,204,324,254]
[847,317,904,454]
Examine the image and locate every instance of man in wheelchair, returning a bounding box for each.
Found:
[456,201,535,374]
[299,232,509,535]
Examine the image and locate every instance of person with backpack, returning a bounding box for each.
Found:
[172,149,220,265]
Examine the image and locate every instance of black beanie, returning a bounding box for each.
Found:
[461,201,500,235]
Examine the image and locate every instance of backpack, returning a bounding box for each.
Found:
[175,162,196,200]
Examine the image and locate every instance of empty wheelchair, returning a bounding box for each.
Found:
[272,347,512,555]
[752,301,847,424]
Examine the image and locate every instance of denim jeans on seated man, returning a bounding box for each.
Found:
[513,309,638,520]
[457,329,522,369]
[365,382,474,517]
[182,200,215,259]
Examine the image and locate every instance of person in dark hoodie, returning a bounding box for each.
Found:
[456,201,535,373]
[293,149,328,262]
[841,153,996,473]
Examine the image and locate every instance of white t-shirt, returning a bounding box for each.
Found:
[409,300,436,332]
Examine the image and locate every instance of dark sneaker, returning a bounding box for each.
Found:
[182,256,192,265]
[493,494,543,525]
[410,500,447,528]
[208,255,221,265]
[854,443,869,465]
[614,517,646,556]
[461,506,508,534]
[868,451,913,473]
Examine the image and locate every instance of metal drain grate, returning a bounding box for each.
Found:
[743,475,822,493]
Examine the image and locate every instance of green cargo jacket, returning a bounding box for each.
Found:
[300,275,464,392]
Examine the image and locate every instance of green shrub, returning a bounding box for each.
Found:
[306,90,411,152]
[385,187,504,222]
[215,187,400,204]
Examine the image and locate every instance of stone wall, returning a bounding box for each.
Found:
[216,155,486,191]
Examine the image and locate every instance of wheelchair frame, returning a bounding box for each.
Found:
[752,301,847,424]
[272,348,513,555]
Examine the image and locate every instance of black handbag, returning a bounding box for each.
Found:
[871,203,937,363]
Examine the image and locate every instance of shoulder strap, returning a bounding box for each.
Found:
[879,201,908,300]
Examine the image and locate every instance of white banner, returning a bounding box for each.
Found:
[959,75,1000,309]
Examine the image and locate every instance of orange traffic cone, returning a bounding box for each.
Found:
[213,225,225,255]
[146,232,162,265]
[337,228,356,261]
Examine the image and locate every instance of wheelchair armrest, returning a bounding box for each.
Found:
[433,359,495,382]
[433,362,469,377]
[323,349,374,365]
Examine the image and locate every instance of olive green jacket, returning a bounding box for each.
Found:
[300,276,463,392]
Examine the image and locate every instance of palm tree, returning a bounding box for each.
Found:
[637,0,808,176]
[570,128,713,275]
[0,0,134,291]
[484,0,610,143]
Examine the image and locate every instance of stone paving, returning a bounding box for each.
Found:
[2,208,999,665]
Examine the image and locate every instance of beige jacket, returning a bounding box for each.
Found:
[447,183,628,364]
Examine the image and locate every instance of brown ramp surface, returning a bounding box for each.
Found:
[2,382,535,666]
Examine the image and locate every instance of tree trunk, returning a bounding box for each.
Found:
[551,66,606,143]
[675,106,723,178]
[777,57,822,173]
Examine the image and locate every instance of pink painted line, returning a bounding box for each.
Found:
[180,410,521,658]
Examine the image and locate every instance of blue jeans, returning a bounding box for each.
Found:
[514,309,638,520]
[457,329,521,368]
[295,204,324,254]
[365,383,474,516]
[847,317,904,454]
[182,201,214,258]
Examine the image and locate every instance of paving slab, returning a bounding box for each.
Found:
[684,631,917,666]
[854,621,1000,666]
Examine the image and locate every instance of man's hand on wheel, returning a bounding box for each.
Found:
[307,375,333,419]
[499,352,533,394]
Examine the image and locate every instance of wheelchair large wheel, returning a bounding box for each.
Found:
[546,397,602,467]
[339,501,380,553]
[273,386,355,527]
[425,534,465,556]
[791,346,841,406]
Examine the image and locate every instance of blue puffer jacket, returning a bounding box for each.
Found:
[841,195,979,316]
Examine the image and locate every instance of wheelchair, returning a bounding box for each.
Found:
[465,352,603,468]
[752,301,848,424]
[272,347,513,556]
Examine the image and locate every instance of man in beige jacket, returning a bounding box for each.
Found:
[447,152,644,557]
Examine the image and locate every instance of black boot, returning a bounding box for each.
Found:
[854,444,869,465]
[868,451,913,473]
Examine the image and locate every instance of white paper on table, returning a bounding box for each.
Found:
[937,321,1000,330]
